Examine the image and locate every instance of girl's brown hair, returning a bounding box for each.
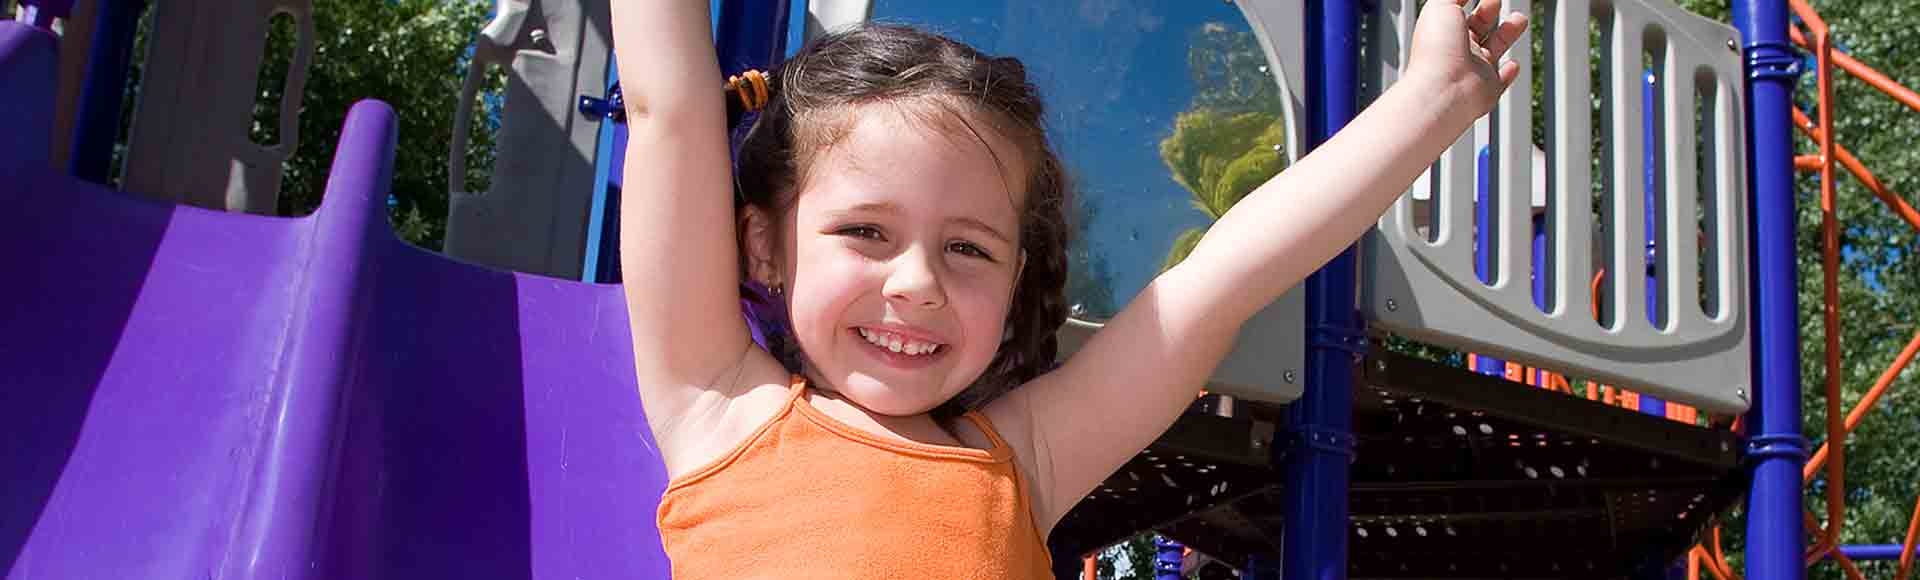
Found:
[733,23,1071,419]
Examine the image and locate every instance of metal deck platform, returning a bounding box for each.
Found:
[1048,349,1748,579]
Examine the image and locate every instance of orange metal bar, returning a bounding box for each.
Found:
[1083,555,1097,580]
[1790,0,1848,563]
[1806,330,1920,475]
[1794,154,1823,172]
[1901,491,1920,580]
[1790,107,1920,234]
[1691,546,1734,580]
[1790,27,1920,115]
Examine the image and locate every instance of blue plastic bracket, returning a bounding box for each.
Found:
[1745,41,1803,82]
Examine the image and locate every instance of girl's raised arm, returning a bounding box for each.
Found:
[610,3,754,417]
[1001,0,1528,531]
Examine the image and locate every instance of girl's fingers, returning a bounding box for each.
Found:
[1498,58,1521,88]
[1466,0,1505,43]
[1481,13,1529,61]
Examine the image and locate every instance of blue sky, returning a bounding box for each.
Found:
[864,0,1267,319]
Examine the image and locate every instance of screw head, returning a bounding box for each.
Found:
[1283,370,1297,383]
[1727,38,1739,51]
[1385,298,1399,311]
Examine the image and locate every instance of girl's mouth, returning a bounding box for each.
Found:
[856,327,945,356]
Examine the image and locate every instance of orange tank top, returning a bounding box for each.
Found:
[656,376,1054,579]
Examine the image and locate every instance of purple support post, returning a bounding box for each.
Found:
[1641,68,1667,418]
[584,0,794,284]
[1733,1,1806,579]
[1474,146,1507,377]
[1285,2,1359,580]
[1154,536,1185,580]
[17,0,71,30]
[68,0,147,184]
[1835,545,1908,561]
[714,0,790,72]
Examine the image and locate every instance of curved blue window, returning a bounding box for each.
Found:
[869,1,1292,321]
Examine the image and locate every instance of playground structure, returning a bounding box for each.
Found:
[3,0,1920,578]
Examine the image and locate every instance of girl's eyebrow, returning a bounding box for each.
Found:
[834,201,1012,244]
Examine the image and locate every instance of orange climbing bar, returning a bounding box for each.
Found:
[1789,29,1920,115]
[1804,330,1920,475]
[1788,0,1847,563]
[1901,492,1920,580]
[1789,108,1920,234]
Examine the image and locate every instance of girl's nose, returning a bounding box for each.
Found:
[882,247,948,310]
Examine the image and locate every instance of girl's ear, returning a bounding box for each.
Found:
[740,206,781,288]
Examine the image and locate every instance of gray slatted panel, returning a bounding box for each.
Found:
[443,0,610,279]
[1362,0,1750,413]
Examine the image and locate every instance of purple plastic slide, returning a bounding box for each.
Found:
[1,21,671,579]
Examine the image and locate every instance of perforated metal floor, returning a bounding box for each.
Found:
[1047,349,1748,580]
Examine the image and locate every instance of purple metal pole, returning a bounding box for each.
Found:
[1832,545,1908,561]
[713,0,791,87]
[68,0,146,184]
[1733,0,1806,579]
[1641,68,1667,418]
[1475,146,1507,376]
[1154,536,1185,580]
[1284,2,1358,580]
[17,0,71,30]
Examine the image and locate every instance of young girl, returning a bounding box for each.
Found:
[611,1,1526,577]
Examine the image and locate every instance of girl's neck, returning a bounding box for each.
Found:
[801,379,992,452]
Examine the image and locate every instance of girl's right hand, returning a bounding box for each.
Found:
[1404,0,1529,124]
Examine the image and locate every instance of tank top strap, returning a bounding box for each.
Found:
[785,374,810,403]
[958,410,1012,453]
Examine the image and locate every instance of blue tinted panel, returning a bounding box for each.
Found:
[870,1,1287,320]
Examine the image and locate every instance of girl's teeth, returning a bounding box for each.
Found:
[859,328,940,356]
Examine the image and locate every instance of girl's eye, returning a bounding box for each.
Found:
[948,241,993,260]
[838,225,884,241]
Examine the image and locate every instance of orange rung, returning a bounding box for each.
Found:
[1900,491,1920,580]
[1807,330,1920,476]
[1788,0,1848,562]
[1791,26,1920,116]
[1794,154,1824,172]
[1790,107,1920,234]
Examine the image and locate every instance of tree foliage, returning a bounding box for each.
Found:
[249,0,500,249]
[1158,24,1291,271]
[1664,1,1920,577]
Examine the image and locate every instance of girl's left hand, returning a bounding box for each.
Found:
[1407,0,1529,118]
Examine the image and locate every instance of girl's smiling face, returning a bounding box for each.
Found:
[747,104,1028,416]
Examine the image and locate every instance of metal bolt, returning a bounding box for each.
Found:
[1736,388,1748,399]
[1727,38,1739,51]
[1376,359,1388,372]
[1284,370,1297,383]
[1386,298,1399,311]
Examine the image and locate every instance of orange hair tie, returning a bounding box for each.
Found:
[726,69,770,113]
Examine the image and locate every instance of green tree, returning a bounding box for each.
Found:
[1158,23,1291,271]
[249,0,501,249]
[1661,2,1920,578]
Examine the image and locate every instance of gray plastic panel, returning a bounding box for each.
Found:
[120,0,314,213]
[835,0,1310,404]
[443,0,610,279]
[1361,0,1751,413]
